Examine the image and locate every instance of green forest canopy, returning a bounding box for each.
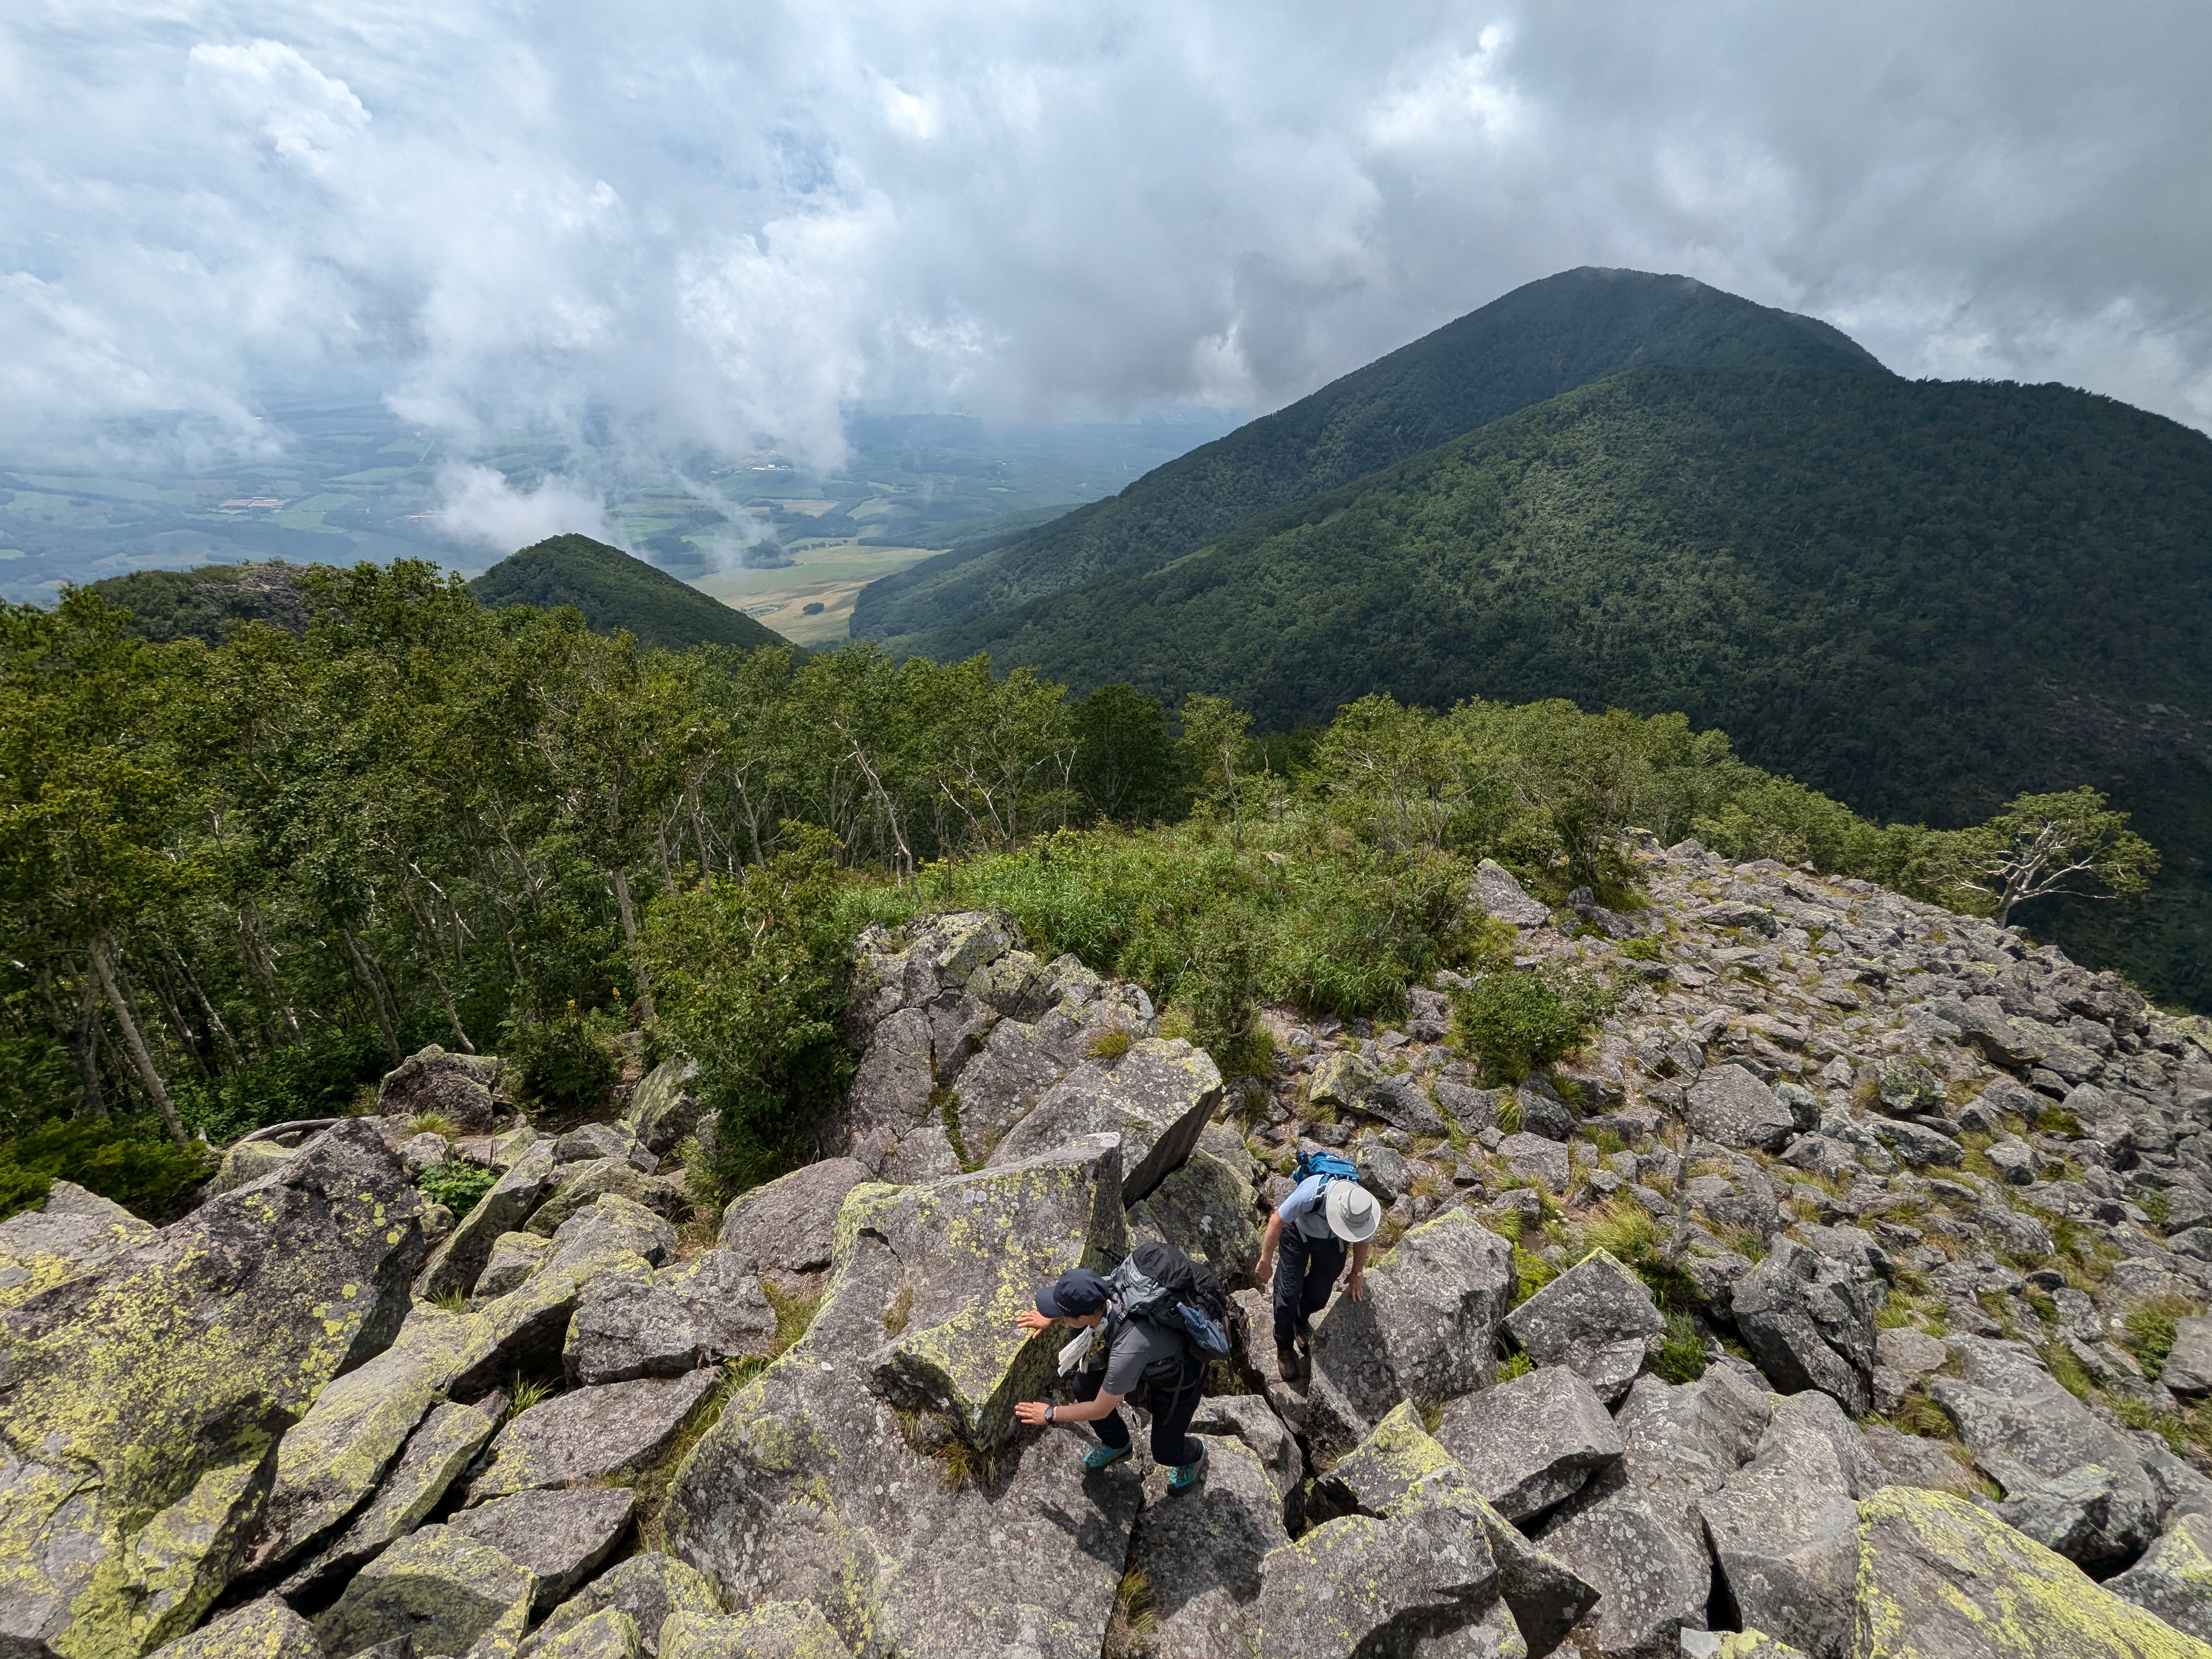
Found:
[468,534,790,651]
[1,561,2149,1216]
[854,266,1891,643]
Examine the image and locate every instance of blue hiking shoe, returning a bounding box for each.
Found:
[1166,1442,1209,1496]
[1083,1442,1132,1472]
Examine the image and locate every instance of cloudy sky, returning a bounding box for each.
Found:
[3,0,2208,486]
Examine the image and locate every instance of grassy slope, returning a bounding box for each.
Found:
[857,266,1890,644]
[950,368,2212,1005]
[470,535,789,651]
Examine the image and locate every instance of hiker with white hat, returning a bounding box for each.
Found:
[1252,1149,1379,1383]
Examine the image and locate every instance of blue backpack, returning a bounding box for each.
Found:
[1291,1149,1359,1187]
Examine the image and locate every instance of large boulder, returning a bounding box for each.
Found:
[523,1554,720,1659]
[525,1159,682,1236]
[312,1524,535,1659]
[1435,1364,1623,1523]
[715,1158,867,1294]
[1318,1403,1599,1659]
[2108,1513,2212,1643]
[1688,1065,1800,1153]
[1928,1336,2160,1566]
[1474,860,1551,927]
[377,1044,510,1132]
[448,1488,636,1609]
[1126,1149,1262,1286]
[563,1250,777,1385]
[417,1138,563,1300]
[1501,1248,1665,1406]
[1122,1436,1290,1659]
[465,1370,720,1502]
[1304,1211,1515,1461]
[144,1596,320,1659]
[0,1121,425,1659]
[622,1057,706,1156]
[660,1604,856,1659]
[1698,1400,1862,1659]
[0,1180,155,1314]
[1852,1486,2210,1658]
[1731,1238,1878,1415]
[662,1136,1143,1659]
[987,1039,1223,1204]
[1252,1504,1500,1659]
[280,1394,506,1599]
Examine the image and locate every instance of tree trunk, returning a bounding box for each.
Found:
[41,962,109,1122]
[340,926,405,1064]
[91,933,188,1147]
[612,864,653,1017]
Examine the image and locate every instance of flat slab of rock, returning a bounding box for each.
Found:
[715,1157,866,1289]
[523,1554,720,1659]
[450,1487,636,1608]
[526,1159,682,1236]
[531,1606,640,1659]
[1699,1402,1860,1659]
[1188,1395,1303,1503]
[1305,1211,1514,1460]
[1854,1485,2207,1657]
[1501,1248,1664,1404]
[146,1596,320,1659]
[1124,1436,1290,1659]
[2164,1316,2212,1397]
[988,1039,1223,1196]
[313,1524,535,1659]
[1436,1364,1623,1522]
[622,1057,705,1156]
[0,1121,426,1659]
[563,1249,776,1385]
[1688,1065,1799,1153]
[1496,1132,1570,1193]
[1858,1425,1979,1496]
[1252,1504,1500,1659]
[466,1370,720,1501]
[1127,1149,1261,1284]
[0,1180,154,1312]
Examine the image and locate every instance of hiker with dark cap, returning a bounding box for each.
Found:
[1013,1266,1210,1494]
[1252,1149,1380,1382]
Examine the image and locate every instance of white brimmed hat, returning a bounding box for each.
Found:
[1324,1180,1380,1243]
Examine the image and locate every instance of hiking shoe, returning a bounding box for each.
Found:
[1167,1443,1209,1496]
[1295,1317,1314,1350]
[1082,1443,1132,1472]
[1276,1346,1301,1383]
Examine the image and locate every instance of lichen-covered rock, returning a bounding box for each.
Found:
[1435,1364,1623,1522]
[1307,1049,1383,1114]
[2108,1513,2212,1643]
[526,1159,682,1236]
[478,1231,556,1299]
[1500,1249,1665,1406]
[1859,1425,1980,1497]
[1474,860,1551,927]
[1251,1503,1500,1659]
[1731,1237,1878,1415]
[552,1122,654,1171]
[242,1302,501,1579]
[1852,1486,2212,1658]
[418,1138,562,1300]
[1123,1436,1289,1659]
[465,1370,720,1502]
[0,1180,155,1315]
[539,1193,676,1279]
[1698,1401,1860,1659]
[1929,1335,2160,1566]
[523,1554,720,1659]
[622,1057,705,1157]
[378,1045,510,1133]
[1688,1065,1799,1153]
[206,1139,299,1199]
[1317,1403,1598,1659]
[144,1595,320,1659]
[1127,1148,1261,1285]
[1685,1636,1812,1659]
[987,1040,1223,1201]
[449,1488,635,1609]
[312,1524,535,1659]
[564,1249,777,1385]
[659,1604,855,1659]
[0,1121,425,1659]
[715,1158,866,1294]
[662,1137,1142,1659]
[529,1606,639,1659]
[1305,1211,1515,1461]
[281,1394,505,1599]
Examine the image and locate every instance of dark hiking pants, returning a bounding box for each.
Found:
[1075,1351,1206,1469]
[1272,1231,1347,1351]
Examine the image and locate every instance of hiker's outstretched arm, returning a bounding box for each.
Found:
[1254,1211,1284,1279]
[1015,1389,1123,1426]
[1345,1240,1371,1301]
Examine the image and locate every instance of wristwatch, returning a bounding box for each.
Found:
[1045,1404,1056,1423]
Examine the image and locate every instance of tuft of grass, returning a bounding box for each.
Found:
[1887,1387,1959,1441]
[761,1281,826,1358]
[2141,1189,2174,1232]
[932,1086,974,1171]
[1155,1006,1198,1043]
[505,1374,558,1421]
[2123,1295,2201,1381]
[1510,1246,1556,1307]
[1102,1566,1158,1659]
[2043,1341,2096,1402]
[1496,1348,1534,1383]
[431,1286,470,1314]
[884,1280,915,1336]
[1713,1222,1768,1265]
[1620,936,1664,962]
[1087,1026,1135,1063]
[404,1113,460,1139]
[1649,1311,1708,1385]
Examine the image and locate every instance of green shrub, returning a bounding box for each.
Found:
[0,1118,211,1223]
[1447,964,1620,1087]
[176,1025,396,1144]
[1620,936,1664,962]
[509,1012,620,1117]
[416,1160,498,1215]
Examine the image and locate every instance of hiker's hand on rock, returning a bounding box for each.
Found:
[1345,1271,1367,1302]
[1014,1400,1053,1425]
[1254,1251,1273,1282]
[1017,1310,1053,1334]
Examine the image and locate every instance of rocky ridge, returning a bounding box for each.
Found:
[8,839,2212,1657]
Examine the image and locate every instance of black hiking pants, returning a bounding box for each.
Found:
[1272,1231,1346,1351]
[1075,1351,1205,1469]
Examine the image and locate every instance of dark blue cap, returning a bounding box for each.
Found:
[1035,1268,1110,1319]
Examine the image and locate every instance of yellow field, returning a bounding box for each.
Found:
[690,538,935,647]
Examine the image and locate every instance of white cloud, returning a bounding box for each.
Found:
[430,464,612,554]
[0,0,2208,479]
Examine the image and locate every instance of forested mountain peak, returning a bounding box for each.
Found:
[853,266,1892,644]
[469,534,788,651]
